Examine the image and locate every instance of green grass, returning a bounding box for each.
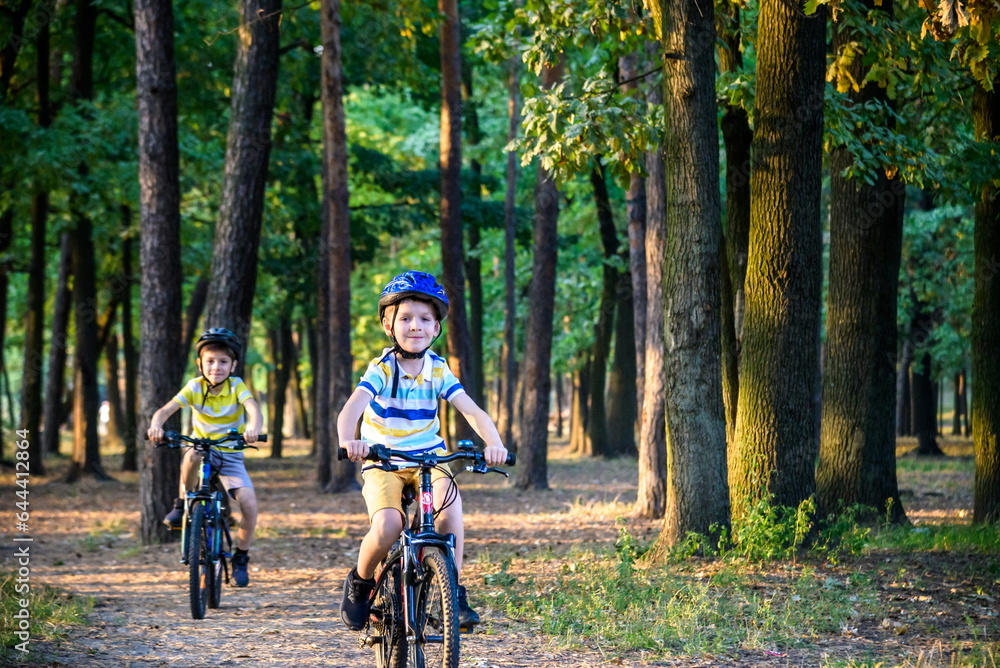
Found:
[0,572,93,662]
[868,523,1000,555]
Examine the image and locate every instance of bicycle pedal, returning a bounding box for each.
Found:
[459,625,476,634]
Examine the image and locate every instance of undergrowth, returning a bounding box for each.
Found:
[0,572,93,662]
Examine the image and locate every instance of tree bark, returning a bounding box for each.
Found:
[515,61,561,490]
[462,65,484,406]
[730,0,825,523]
[21,7,53,473]
[0,0,33,101]
[953,371,966,436]
[651,0,729,547]
[267,323,292,458]
[972,79,1000,523]
[135,0,183,544]
[42,232,73,456]
[121,208,138,472]
[203,0,282,346]
[607,271,637,457]
[438,0,474,442]
[585,163,620,457]
[498,54,521,449]
[104,329,125,450]
[318,0,356,492]
[816,2,906,523]
[717,4,752,449]
[621,49,647,419]
[911,352,942,455]
[635,41,667,520]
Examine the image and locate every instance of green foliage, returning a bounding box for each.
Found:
[898,205,974,379]
[0,573,94,658]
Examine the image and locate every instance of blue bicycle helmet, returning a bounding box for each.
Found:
[378,271,449,321]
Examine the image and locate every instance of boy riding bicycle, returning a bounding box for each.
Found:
[147,328,263,587]
[337,270,509,632]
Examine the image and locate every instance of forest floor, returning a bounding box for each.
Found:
[1,438,997,668]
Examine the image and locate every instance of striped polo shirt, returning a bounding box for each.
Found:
[172,376,253,452]
[357,348,465,457]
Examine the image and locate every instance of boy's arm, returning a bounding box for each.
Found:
[243,397,263,443]
[450,393,508,466]
[337,388,371,462]
[147,399,181,441]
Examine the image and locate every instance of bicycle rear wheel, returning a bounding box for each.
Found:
[409,552,459,668]
[372,561,405,668]
[187,503,208,619]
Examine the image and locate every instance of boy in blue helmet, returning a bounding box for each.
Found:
[337,270,509,632]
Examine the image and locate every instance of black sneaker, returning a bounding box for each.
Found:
[340,568,376,631]
[457,585,480,630]
[232,552,250,587]
[162,499,184,529]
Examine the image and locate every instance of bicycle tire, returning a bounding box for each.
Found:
[188,503,208,620]
[409,552,460,668]
[372,560,406,668]
[206,493,224,609]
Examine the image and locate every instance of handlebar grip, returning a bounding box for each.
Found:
[505,452,516,466]
[257,434,268,443]
[337,446,347,461]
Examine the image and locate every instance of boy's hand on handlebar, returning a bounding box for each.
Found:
[483,443,508,467]
[243,426,260,444]
[147,424,165,442]
[340,440,370,462]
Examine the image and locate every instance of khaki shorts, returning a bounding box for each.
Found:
[362,464,452,522]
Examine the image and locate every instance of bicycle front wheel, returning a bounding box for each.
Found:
[409,552,459,668]
[206,494,225,609]
[373,560,405,668]
[187,503,208,619]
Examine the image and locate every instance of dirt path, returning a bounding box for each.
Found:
[5,444,665,667]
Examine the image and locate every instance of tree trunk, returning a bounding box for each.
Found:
[607,272,637,457]
[730,0,825,523]
[586,163,619,457]
[291,330,310,439]
[515,62,561,490]
[438,0,474,442]
[718,5,753,449]
[911,352,942,455]
[104,330,125,451]
[319,0,357,492]
[650,0,729,547]
[121,208,138,472]
[621,49,647,418]
[896,339,913,436]
[972,78,1000,523]
[816,2,906,523]
[462,66,485,407]
[499,54,521,450]
[203,0,282,345]
[66,216,111,482]
[635,41,667,520]
[181,276,209,355]
[569,360,590,455]
[42,232,73,456]
[21,8,53,473]
[267,323,292,458]
[135,0,183,544]
[554,372,564,439]
[0,210,11,429]
[953,371,966,436]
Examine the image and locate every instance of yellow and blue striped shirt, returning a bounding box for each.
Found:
[173,376,253,452]
[357,348,465,456]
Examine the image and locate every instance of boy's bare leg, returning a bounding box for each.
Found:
[178,449,202,498]
[357,509,403,579]
[231,487,258,551]
[434,479,465,573]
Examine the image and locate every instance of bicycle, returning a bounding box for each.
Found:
[338,440,516,668]
[154,429,266,620]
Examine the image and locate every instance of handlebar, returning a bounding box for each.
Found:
[337,441,516,471]
[151,429,266,451]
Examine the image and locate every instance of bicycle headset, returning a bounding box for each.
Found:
[377,271,449,398]
[195,328,242,409]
